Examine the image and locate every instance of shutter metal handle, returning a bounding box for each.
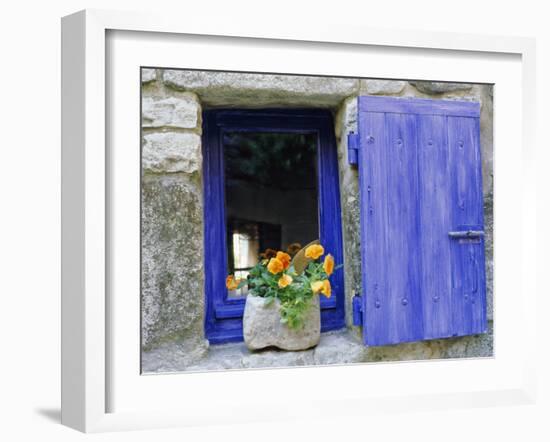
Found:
[448,230,484,239]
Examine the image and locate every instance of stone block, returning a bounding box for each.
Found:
[141,174,204,350]
[409,81,473,94]
[360,79,406,95]
[142,132,201,173]
[335,97,362,326]
[163,70,359,107]
[142,94,199,129]
[141,68,156,83]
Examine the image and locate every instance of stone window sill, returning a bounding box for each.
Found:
[141,322,493,374]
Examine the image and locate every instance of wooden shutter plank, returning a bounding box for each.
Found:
[383,113,424,344]
[360,111,390,345]
[361,111,424,345]
[416,114,454,339]
[448,116,487,336]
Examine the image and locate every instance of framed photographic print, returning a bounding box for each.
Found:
[61,9,537,433]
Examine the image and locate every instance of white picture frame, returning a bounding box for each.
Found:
[61,9,537,433]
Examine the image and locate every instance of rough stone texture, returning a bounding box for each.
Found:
[142,94,200,129]
[243,295,321,351]
[360,79,406,95]
[141,174,206,354]
[141,68,156,83]
[242,347,316,369]
[163,70,359,107]
[141,339,209,373]
[365,320,493,361]
[313,332,368,365]
[142,132,201,173]
[334,96,362,328]
[479,84,494,196]
[409,81,473,94]
[141,323,492,373]
[485,193,494,320]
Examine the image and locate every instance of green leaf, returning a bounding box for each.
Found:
[249,278,264,287]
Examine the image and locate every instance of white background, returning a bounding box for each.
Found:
[1,0,549,441]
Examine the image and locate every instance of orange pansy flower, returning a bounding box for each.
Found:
[276,251,291,270]
[323,254,334,276]
[305,244,324,260]
[226,275,239,291]
[267,257,284,274]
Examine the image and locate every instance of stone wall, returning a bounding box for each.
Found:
[141,69,207,362]
[141,68,494,369]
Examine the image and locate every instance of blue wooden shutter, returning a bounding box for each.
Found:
[357,96,487,346]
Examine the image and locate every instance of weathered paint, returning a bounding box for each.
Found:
[203,109,345,344]
[358,96,487,346]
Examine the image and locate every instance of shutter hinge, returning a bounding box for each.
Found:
[348,132,359,166]
[352,294,363,326]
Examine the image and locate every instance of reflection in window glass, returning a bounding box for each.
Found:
[224,132,319,297]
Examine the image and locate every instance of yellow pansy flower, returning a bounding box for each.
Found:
[310,280,324,293]
[320,280,331,298]
[278,274,293,288]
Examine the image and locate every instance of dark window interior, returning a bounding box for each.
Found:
[223,132,319,297]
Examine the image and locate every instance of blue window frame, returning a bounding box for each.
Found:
[203,109,345,344]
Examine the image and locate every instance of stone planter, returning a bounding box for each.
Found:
[243,294,321,351]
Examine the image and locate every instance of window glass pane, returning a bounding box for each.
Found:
[224,132,319,298]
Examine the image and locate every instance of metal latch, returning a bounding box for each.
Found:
[448,230,484,239]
